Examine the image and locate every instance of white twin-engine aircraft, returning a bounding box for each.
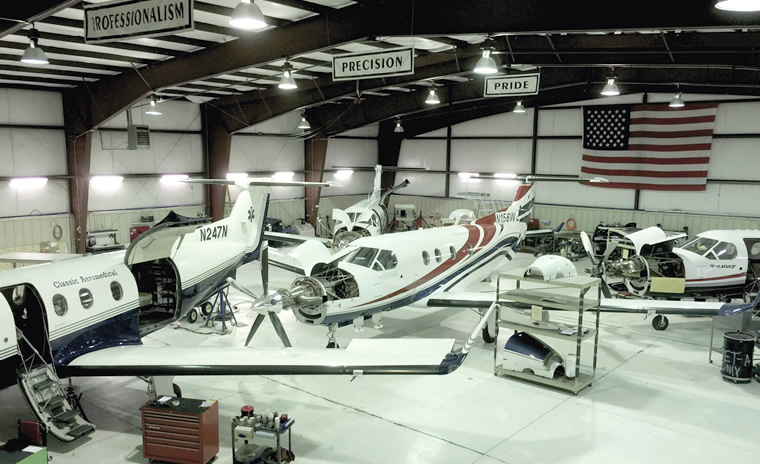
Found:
[0,178,482,443]
[252,179,541,347]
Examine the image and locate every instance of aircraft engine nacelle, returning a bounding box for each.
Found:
[283,276,328,325]
[603,255,648,279]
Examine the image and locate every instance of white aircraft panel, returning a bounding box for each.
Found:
[537,109,582,136]
[536,182,634,209]
[325,139,377,167]
[0,128,66,176]
[229,136,304,173]
[535,139,583,176]
[450,139,532,173]
[639,183,760,217]
[394,172,446,196]
[0,179,68,217]
[399,139,446,170]
[451,109,534,137]
[709,139,760,181]
[0,89,63,126]
[90,132,203,174]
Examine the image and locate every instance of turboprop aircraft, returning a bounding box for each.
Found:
[248,176,603,348]
[579,227,760,329]
[0,177,477,443]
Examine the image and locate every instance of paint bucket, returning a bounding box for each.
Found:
[721,331,755,383]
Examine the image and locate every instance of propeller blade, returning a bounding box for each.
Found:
[245,314,266,347]
[579,231,598,265]
[261,245,269,294]
[600,276,613,298]
[602,240,618,261]
[269,312,292,347]
[226,277,258,300]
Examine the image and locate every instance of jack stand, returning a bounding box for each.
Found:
[371,312,383,329]
[326,323,339,348]
[204,287,238,334]
[65,378,89,422]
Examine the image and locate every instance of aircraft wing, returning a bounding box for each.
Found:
[57,338,466,377]
[267,239,333,276]
[597,294,758,317]
[264,231,332,246]
[427,293,495,308]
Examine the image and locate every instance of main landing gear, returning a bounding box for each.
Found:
[326,323,339,349]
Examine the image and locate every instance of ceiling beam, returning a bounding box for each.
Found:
[0,0,80,38]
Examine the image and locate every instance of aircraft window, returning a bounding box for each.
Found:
[712,241,737,260]
[449,246,456,260]
[434,248,442,263]
[79,288,93,309]
[52,294,67,316]
[467,243,474,257]
[12,286,25,305]
[681,237,718,256]
[376,250,398,270]
[373,262,384,272]
[346,247,379,268]
[110,281,123,301]
[422,251,430,265]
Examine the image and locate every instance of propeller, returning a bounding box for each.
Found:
[261,244,269,294]
[226,277,291,348]
[580,231,614,299]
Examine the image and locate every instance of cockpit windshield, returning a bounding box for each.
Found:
[346,247,379,268]
[681,237,718,256]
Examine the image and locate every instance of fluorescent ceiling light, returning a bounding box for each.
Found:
[425,88,440,105]
[669,92,685,108]
[513,100,526,113]
[458,172,479,179]
[715,0,760,10]
[10,177,47,189]
[229,0,267,30]
[494,173,517,178]
[474,50,498,74]
[601,78,620,96]
[160,174,189,184]
[90,175,124,188]
[334,170,353,179]
[272,171,295,181]
[226,172,248,180]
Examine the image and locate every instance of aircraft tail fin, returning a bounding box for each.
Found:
[475,182,536,225]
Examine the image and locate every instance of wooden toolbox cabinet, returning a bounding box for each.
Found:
[141,398,219,464]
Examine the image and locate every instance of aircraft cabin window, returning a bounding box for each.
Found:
[467,243,474,257]
[434,248,442,263]
[711,241,737,260]
[376,250,398,270]
[79,288,93,309]
[53,294,68,316]
[347,247,379,268]
[681,237,718,256]
[449,246,456,260]
[422,251,430,265]
[110,281,123,301]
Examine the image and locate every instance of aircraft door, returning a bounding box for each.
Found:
[744,239,760,286]
[1,284,52,365]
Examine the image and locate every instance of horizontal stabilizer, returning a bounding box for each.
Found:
[182,178,342,189]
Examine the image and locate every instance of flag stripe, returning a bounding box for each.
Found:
[584,182,707,191]
[580,170,708,185]
[582,149,711,160]
[628,129,713,138]
[627,143,712,152]
[631,103,719,112]
[629,122,715,133]
[580,167,708,178]
[630,115,716,125]
[582,155,709,166]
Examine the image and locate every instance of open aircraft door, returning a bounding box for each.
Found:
[0,295,20,390]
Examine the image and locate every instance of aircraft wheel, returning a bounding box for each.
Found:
[200,302,213,316]
[326,342,340,349]
[482,325,496,343]
[652,315,669,331]
[187,308,199,323]
[173,383,182,398]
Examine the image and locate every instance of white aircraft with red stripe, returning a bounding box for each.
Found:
[250,180,541,346]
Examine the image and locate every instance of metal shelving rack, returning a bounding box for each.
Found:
[494,269,601,394]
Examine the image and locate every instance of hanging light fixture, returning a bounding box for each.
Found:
[715,0,760,10]
[669,91,685,108]
[513,100,526,113]
[297,113,310,129]
[21,26,48,65]
[394,119,404,133]
[229,0,267,29]
[425,87,440,105]
[601,76,620,96]
[278,61,297,90]
[145,94,162,115]
[474,49,499,74]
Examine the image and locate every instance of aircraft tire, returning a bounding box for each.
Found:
[482,325,496,343]
[201,302,213,316]
[187,309,198,323]
[652,315,669,331]
[326,342,340,349]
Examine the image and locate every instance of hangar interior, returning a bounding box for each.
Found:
[1,1,760,463]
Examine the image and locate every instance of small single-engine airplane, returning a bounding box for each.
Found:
[0,178,478,443]
[329,165,410,249]
[579,227,760,329]
[249,176,578,347]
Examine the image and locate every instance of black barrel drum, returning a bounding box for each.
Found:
[721,331,755,383]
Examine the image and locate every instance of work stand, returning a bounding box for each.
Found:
[204,287,238,334]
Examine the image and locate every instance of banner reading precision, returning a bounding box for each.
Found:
[84,0,194,44]
[333,48,414,81]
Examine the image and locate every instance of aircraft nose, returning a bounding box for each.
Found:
[252,289,283,310]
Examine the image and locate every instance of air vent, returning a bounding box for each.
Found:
[127,124,150,150]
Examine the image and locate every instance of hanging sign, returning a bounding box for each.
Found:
[333,48,414,81]
[484,73,541,97]
[84,0,194,44]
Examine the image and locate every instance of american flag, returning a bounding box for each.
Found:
[581,103,718,191]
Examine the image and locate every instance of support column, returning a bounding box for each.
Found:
[201,104,232,221]
[304,138,328,228]
[377,121,404,193]
[63,91,93,254]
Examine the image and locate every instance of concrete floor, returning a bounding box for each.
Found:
[2,251,759,464]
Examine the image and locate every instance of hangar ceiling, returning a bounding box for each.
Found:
[3,0,760,137]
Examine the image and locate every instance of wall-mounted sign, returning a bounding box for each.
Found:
[84,0,194,44]
[333,48,414,81]
[484,73,540,97]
